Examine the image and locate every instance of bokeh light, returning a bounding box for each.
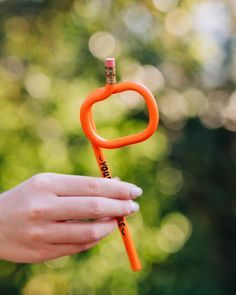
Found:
[165,9,192,37]
[89,31,118,59]
[0,0,235,294]
[25,73,52,99]
[157,212,192,253]
[123,4,152,35]
[156,166,183,196]
[153,0,179,13]
[222,91,236,131]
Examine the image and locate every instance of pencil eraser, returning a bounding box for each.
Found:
[105,58,115,67]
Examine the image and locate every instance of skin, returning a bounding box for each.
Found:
[0,173,142,263]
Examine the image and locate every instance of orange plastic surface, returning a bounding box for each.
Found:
[80,81,159,272]
[80,82,159,149]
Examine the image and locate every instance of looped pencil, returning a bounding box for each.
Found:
[80,58,159,271]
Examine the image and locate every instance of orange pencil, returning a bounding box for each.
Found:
[80,58,159,271]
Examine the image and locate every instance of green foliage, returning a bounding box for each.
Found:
[0,0,235,294]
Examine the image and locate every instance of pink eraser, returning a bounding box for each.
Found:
[105,58,115,67]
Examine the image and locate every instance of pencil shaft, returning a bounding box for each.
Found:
[91,144,142,271]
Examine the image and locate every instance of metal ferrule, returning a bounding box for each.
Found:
[105,66,116,85]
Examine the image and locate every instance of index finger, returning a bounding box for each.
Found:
[32,173,143,200]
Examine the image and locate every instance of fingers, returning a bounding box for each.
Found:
[30,173,142,200]
[46,219,117,244]
[113,176,121,181]
[48,239,101,260]
[50,197,140,220]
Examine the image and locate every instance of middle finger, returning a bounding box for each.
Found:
[49,196,140,221]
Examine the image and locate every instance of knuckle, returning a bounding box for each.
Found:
[28,206,44,220]
[86,226,100,241]
[87,179,101,195]
[28,204,50,220]
[27,227,44,243]
[89,199,103,217]
[33,251,46,263]
[34,245,51,262]
[118,185,130,199]
[29,173,52,191]
[121,202,131,216]
[30,253,42,263]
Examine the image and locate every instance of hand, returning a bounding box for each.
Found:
[0,173,142,263]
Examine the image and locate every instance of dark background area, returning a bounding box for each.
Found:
[0,0,235,294]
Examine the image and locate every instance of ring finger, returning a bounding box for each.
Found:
[46,219,117,244]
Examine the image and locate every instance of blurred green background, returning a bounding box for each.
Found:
[0,0,235,294]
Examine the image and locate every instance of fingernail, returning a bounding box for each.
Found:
[130,201,140,212]
[130,186,143,198]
